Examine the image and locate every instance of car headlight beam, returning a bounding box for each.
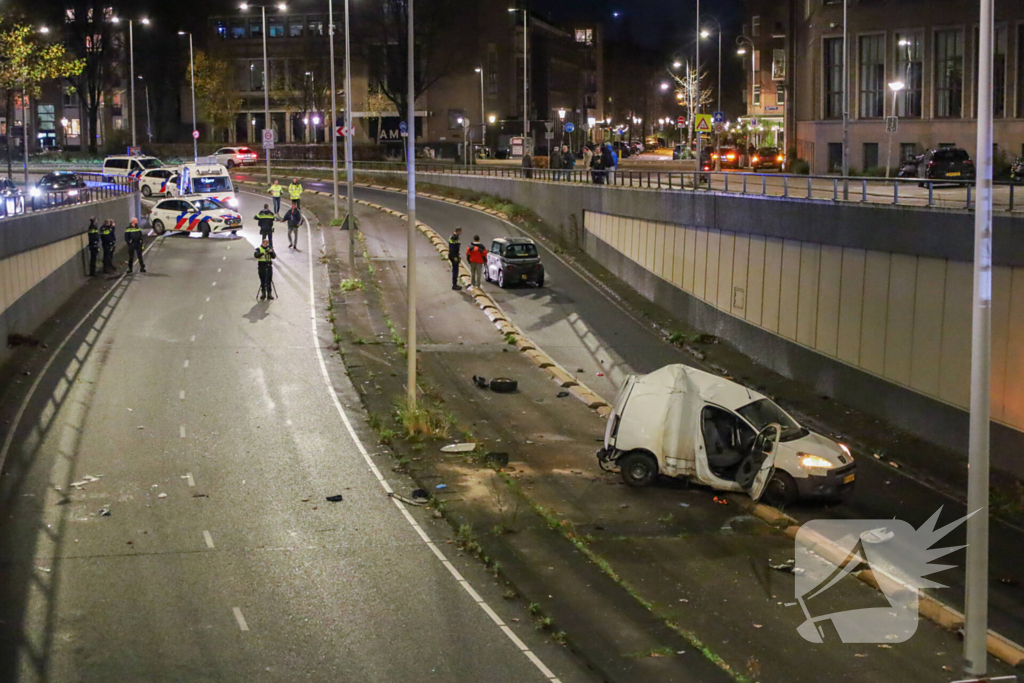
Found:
[799,453,835,470]
[228,198,239,207]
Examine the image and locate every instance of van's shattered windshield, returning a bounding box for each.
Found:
[737,398,809,442]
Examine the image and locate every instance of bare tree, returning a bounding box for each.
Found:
[670,61,712,155]
[61,0,121,154]
[359,0,467,115]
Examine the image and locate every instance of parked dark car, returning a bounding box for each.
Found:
[31,171,90,208]
[486,237,545,288]
[917,147,975,185]
[751,147,785,171]
[710,146,742,169]
[0,176,25,217]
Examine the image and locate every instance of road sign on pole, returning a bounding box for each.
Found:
[399,120,408,135]
[261,128,275,149]
[192,130,200,140]
[713,122,725,134]
[677,116,686,126]
[885,116,898,134]
[544,120,554,132]
[564,122,575,133]
[694,114,712,134]
[544,132,555,140]
[712,111,725,124]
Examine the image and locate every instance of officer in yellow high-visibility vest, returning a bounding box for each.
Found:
[287,178,303,209]
[268,179,284,214]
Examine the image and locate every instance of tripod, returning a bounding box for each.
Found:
[256,274,279,301]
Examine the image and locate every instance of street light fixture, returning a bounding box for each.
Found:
[178,31,198,162]
[884,81,904,178]
[700,15,723,118]
[672,60,682,68]
[660,82,670,91]
[39,26,49,34]
[240,2,286,183]
[475,67,485,162]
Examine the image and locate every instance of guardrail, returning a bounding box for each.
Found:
[2,173,137,220]
[258,158,1023,213]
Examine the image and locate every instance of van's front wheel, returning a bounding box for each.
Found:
[619,451,658,488]
[763,471,798,507]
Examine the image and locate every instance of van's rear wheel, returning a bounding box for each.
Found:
[763,471,798,507]
[619,451,658,488]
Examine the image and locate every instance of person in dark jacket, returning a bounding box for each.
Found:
[601,145,615,185]
[100,220,117,274]
[521,153,534,179]
[255,204,276,247]
[549,146,562,181]
[124,217,145,273]
[591,148,605,185]
[254,237,277,300]
[562,145,576,180]
[281,202,302,249]
[87,217,100,276]
[448,226,463,291]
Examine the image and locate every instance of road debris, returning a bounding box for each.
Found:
[712,496,728,505]
[769,559,805,575]
[388,492,425,506]
[412,488,429,500]
[157,493,168,499]
[472,375,489,389]
[489,377,518,393]
[7,333,41,347]
[441,443,477,453]
[70,475,103,489]
[436,484,448,490]
[325,494,344,502]
[98,508,111,517]
[556,391,569,398]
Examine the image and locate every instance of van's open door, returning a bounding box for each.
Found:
[748,424,781,502]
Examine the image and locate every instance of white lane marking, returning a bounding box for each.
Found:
[211,282,217,287]
[203,530,215,548]
[206,296,211,302]
[222,256,226,261]
[179,425,186,439]
[185,472,195,487]
[190,335,196,342]
[179,390,186,400]
[300,212,560,682]
[217,268,222,273]
[183,360,189,368]
[198,314,204,321]
[0,239,161,472]
[232,607,249,631]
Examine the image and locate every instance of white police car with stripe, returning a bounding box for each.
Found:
[149,195,243,238]
[138,168,179,197]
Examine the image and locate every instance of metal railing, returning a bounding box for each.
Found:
[258,158,1023,214]
[2,173,138,220]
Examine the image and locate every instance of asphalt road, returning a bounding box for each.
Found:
[0,190,586,682]
[270,174,1024,651]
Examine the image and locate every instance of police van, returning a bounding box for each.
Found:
[102,154,165,181]
[176,158,238,208]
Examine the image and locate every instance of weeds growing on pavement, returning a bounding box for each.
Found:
[394,396,453,438]
[339,278,363,292]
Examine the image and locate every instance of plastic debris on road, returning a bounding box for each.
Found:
[98,508,111,517]
[157,493,168,499]
[436,484,447,490]
[556,391,569,398]
[441,443,476,453]
[768,558,805,575]
[326,494,344,502]
[472,375,489,389]
[389,492,425,506]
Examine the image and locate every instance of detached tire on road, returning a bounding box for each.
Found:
[763,470,798,507]
[619,451,658,488]
[152,219,166,236]
[489,377,518,393]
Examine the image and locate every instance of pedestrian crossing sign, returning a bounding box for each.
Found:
[694,114,712,133]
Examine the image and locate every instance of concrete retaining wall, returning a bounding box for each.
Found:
[404,171,1024,477]
[0,196,138,366]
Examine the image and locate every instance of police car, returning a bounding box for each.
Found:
[102,155,165,181]
[149,195,243,238]
[138,168,180,197]
[177,158,239,208]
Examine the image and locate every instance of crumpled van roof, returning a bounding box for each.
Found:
[637,364,762,411]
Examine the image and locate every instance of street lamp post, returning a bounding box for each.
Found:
[736,36,755,168]
[475,67,485,162]
[343,0,356,264]
[328,0,338,220]
[694,0,701,164]
[509,7,528,147]
[885,81,903,178]
[842,0,849,198]
[457,116,470,165]
[178,31,198,162]
[240,2,285,183]
[406,0,418,408]
[699,16,722,115]
[113,17,150,149]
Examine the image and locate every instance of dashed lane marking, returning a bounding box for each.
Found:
[185,472,195,487]
[183,360,189,369]
[232,607,249,631]
[204,531,215,548]
[179,425,186,439]
[179,390,186,400]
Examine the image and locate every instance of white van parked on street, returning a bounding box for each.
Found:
[597,364,855,505]
[102,155,165,180]
[176,158,238,207]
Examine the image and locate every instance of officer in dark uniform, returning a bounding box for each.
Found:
[448,226,462,291]
[255,204,276,247]
[254,237,277,300]
[87,217,100,276]
[124,217,146,273]
[100,219,117,274]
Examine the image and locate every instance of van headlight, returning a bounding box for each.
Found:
[799,454,835,470]
[227,198,239,207]
[30,188,41,197]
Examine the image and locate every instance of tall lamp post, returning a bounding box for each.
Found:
[240,2,286,184]
[508,7,529,148]
[694,0,701,163]
[342,0,355,265]
[475,67,485,162]
[112,16,150,149]
[178,31,198,162]
[406,0,418,408]
[884,81,903,178]
[841,0,849,197]
[699,16,722,115]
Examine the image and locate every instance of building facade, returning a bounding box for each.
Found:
[743,0,1024,174]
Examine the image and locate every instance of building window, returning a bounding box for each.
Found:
[249,60,265,91]
[858,35,884,118]
[827,142,843,172]
[776,85,786,105]
[974,26,1006,117]
[575,28,592,45]
[900,142,917,161]
[753,84,761,105]
[66,119,81,136]
[62,86,79,107]
[230,21,246,39]
[308,16,325,36]
[249,18,263,39]
[213,20,228,38]
[863,142,879,170]
[772,49,786,81]
[268,16,285,38]
[823,37,844,119]
[486,44,499,96]
[934,29,964,118]
[895,31,922,117]
[288,16,303,37]
[752,15,760,38]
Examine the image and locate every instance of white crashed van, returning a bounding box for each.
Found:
[597,365,855,505]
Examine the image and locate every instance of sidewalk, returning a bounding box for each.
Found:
[301,189,1014,683]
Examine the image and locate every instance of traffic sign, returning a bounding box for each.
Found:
[336,125,355,137]
[885,116,898,134]
[712,111,725,124]
[694,114,712,133]
[192,130,200,140]
[261,128,275,149]
[399,120,408,135]
[749,117,759,127]
[545,132,555,140]
[564,122,575,133]
[713,122,725,134]
[544,120,554,132]
[677,116,686,126]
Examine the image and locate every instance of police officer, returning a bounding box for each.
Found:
[254,237,277,300]
[87,217,100,276]
[448,226,462,291]
[255,203,276,247]
[282,201,302,249]
[100,219,117,274]
[268,179,283,215]
[124,217,146,274]
[287,178,303,210]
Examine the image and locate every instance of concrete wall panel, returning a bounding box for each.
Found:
[796,242,821,348]
[859,251,891,376]
[705,229,721,305]
[671,227,685,287]
[815,244,843,358]
[837,248,866,365]
[778,239,802,341]
[731,234,750,317]
[883,254,918,387]
[762,237,784,333]
[683,227,697,293]
[909,258,948,397]
[939,261,973,409]
[992,266,1013,421]
[693,228,708,300]
[746,236,766,326]
[1003,268,1024,427]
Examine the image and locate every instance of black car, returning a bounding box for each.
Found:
[0,176,24,218]
[32,171,89,208]
[751,147,785,171]
[917,147,975,185]
[486,237,545,288]
[710,146,742,169]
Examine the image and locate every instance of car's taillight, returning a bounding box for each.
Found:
[727,153,736,160]
[711,153,719,159]
[965,159,974,166]
[777,155,784,162]
[751,156,759,163]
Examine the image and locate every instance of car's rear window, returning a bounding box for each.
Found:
[758,148,778,155]
[505,243,538,258]
[935,148,969,162]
